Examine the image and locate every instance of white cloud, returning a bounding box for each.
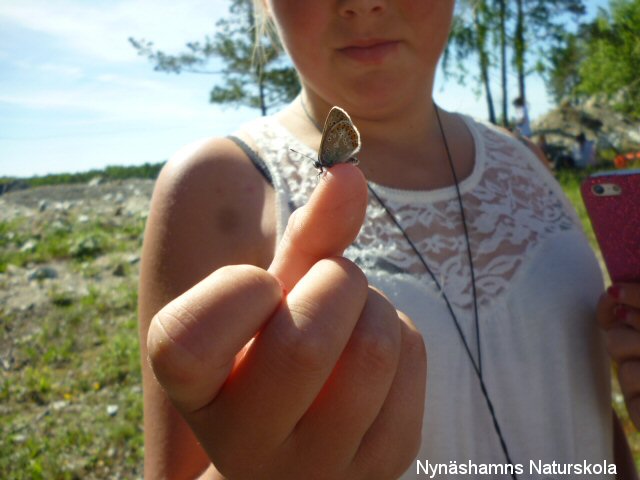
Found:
[94,73,172,92]
[38,62,85,78]
[0,78,210,122]
[0,0,229,63]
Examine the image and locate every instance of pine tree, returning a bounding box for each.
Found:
[578,0,640,119]
[130,0,299,115]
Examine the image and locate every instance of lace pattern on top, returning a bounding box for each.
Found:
[246,115,581,314]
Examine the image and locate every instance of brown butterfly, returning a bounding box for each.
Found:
[315,106,361,173]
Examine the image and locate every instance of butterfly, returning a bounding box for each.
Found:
[292,106,361,174]
[315,106,361,173]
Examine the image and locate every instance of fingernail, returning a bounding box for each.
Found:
[608,285,621,300]
[614,304,627,321]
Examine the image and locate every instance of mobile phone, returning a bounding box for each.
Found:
[581,169,640,283]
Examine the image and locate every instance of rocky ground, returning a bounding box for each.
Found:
[0,178,153,323]
[1,178,154,478]
[532,99,640,162]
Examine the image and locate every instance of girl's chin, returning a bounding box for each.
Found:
[339,85,427,115]
[301,71,430,116]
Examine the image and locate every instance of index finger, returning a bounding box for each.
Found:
[268,164,368,290]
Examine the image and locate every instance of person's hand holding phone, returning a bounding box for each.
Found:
[146,164,426,480]
[597,283,640,429]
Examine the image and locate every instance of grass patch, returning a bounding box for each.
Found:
[1,195,145,478]
[0,214,144,273]
[1,290,143,478]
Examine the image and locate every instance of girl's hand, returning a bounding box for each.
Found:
[597,283,640,429]
[146,165,427,480]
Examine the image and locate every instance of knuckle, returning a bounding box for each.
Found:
[214,264,281,294]
[335,257,368,290]
[147,316,170,371]
[147,307,200,385]
[369,284,391,302]
[281,208,306,247]
[307,258,369,313]
[214,263,258,277]
[318,256,367,287]
[402,323,427,363]
[286,333,333,374]
[366,286,396,316]
[278,305,334,374]
[351,326,399,374]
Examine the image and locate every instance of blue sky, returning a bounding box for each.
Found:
[0,0,608,177]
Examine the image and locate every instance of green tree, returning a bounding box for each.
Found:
[512,0,585,103]
[497,0,509,126]
[444,0,498,124]
[129,0,299,116]
[578,0,640,119]
[446,0,586,125]
[544,30,587,105]
[445,0,513,125]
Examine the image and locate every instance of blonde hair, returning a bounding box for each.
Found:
[251,0,280,66]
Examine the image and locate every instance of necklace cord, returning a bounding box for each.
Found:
[300,94,323,132]
[434,105,482,378]
[434,104,517,476]
[298,96,517,477]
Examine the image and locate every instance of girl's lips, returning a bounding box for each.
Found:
[338,41,400,64]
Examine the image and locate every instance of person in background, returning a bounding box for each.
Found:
[513,96,532,139]
[573,132,596,169]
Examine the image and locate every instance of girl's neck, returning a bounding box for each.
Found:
[278,91,475,191]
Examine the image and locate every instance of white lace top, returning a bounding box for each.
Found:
[237,114,613,479]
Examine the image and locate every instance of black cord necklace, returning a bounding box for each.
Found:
[299,96,517,477]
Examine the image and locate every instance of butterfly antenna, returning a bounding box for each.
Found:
[289,148,326,177]
[289,148,316,162]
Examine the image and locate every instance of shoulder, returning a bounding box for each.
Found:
[145,136,276,276]
[155,135,270,213]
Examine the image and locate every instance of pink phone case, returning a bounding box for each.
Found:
[581,170,640,283]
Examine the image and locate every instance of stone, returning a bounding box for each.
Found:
[112,263,126,277]
[88,177,105,187]
[27,266,58,281]
[20,240,38,253]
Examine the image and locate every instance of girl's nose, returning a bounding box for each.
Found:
[339,0,386,17]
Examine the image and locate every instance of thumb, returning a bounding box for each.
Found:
[268,164,368,290]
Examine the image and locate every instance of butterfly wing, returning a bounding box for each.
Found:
[321,106,352,134]
[318,107,361,169]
